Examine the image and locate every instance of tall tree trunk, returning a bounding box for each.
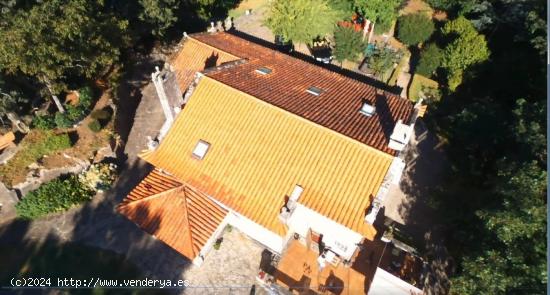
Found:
[42,76,64,113]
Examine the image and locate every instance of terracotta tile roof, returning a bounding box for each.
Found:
[170,37,240,92]
[117,169,227,259]
[187,32,413,155]
[141,77,394,240]
[118,168,182,207]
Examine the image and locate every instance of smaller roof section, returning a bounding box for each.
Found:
[117,169,228,259]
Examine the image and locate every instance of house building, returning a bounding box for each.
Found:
[117,31,424,294]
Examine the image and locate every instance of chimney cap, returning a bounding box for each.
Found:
[359,102,376,117]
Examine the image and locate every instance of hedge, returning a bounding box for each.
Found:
[15,175,94,219]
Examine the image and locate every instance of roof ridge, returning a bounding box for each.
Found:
[117,185,184,210]
[187,35,240,59]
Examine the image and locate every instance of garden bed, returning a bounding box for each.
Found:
[15,162,116,220]
[0,130,72,186]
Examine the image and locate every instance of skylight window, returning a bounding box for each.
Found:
[359,102,376,117]
[306,86,323,96]
[255,67,272,75]
[192,140,210,159]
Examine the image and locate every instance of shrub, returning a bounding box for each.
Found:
[90,109,111,120]
[416,43,443,77]
[396,13,435,46]
[367,46,402,79]
[409,74,439,102]
[54,112,72,128]
[426,0,454,11]
[15,175,94,219]
[78,86,93,109]
[88,119,101,133]
[32,115,55,130]
[333,26,367,63]
[78,163,117,191]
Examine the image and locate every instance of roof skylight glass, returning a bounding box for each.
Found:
[306,86,323,96]
[255,67,272,75]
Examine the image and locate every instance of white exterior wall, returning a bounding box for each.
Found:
[287,204,363,260]
[192,215,230,266]
[226,212,284,254]
[369,267,423,295]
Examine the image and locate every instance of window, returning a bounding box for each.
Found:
[255,67,272,75]
[192,140,210,159]
[306,86,323,96]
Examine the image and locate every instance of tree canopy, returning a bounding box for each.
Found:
[423,0,547,293]
[396,13,435,46]
[333,26,367,62]
[138,0,179,37]
[440,16,489,90]
[265,0,341,45]
[0,0,129,93]
[416,43,443,77]
[354,0,401,34]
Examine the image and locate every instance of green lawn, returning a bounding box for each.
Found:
[0,241,167,294]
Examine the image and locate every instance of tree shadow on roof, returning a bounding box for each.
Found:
[227,30,402,95]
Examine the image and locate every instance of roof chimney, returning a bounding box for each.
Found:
[388,120,413,151]
[359,102,376,117]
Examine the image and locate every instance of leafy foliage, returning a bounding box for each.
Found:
[265,0,341,45]
[333,26,367,62]
[396,13,435,46]
[366,46,401,78]
[441,16,489,90]
[78,163,117,191]
[353,0,401,34]
[138,0,179,37]
[424,1,546,293]
[88,119,101,133]
[15,175,94,219]
[32,115,56,130]
[0,0,129,93]
[416,43,443,77]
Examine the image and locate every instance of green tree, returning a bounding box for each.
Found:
[450,162,547,295]
[333,26,367,63]
[265,0,342,45]
[354,0,401,34]
[138,0,179,37]
[441,16,489,90]
[0,0,128,111]
[416,43,443,77]
[396,13,435,46]
[367,46,400,78]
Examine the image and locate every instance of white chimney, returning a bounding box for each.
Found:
[290,185,304,201]
[388,120,413,151]
[151,67,174,140]
[359,102,376,116]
